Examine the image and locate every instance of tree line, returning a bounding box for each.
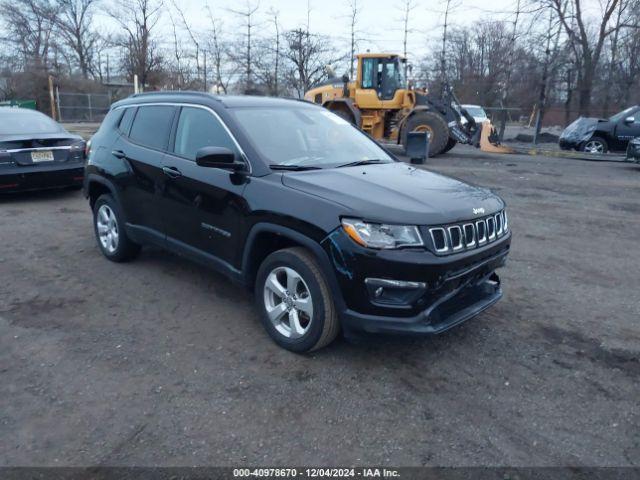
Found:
[0,0,638,126]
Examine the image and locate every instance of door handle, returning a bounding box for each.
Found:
[162,166,182,179]
[112,149,126,159]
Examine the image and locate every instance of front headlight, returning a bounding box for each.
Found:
[341,218,423,249]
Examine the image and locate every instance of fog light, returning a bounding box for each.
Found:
[365,278,427,307]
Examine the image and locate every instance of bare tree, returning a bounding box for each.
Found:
[542,0,633,114]
[108,0,163,88]
[497,0,523,139]
[205,5,234,94]
[167,10,186,88]
[283,28,342,97]
[54,0,98,78]
[533,7,563,141]
[347,0,359,79]
[169,0,202,82]
[228,0,260,93]
[0,0,55,71]
[399,0,417,79]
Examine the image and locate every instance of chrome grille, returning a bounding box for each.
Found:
[429,210,508,255]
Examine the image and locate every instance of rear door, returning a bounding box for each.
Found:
[160,106,248,265]
[112,105,177,236]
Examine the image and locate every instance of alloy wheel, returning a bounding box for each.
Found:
[584,140,604,154]
[96,204,119,254]
[263,266,314,339]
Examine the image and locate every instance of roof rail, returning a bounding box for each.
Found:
[130,90,220,100]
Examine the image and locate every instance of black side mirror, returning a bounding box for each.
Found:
[195,146,245,171]
[341,74,350,83]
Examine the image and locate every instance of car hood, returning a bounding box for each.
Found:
[281,162,504,225]
[559,117,610,143]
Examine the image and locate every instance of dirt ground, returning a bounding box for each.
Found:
[1,146,638,467]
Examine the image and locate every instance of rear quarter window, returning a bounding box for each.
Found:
[128,105,176,150]
[117,107,136,134]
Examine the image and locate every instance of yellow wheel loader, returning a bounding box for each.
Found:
[304,53,512,156]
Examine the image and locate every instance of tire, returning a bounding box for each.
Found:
[93,194,141,262]
[580,136,608,154]
[331,108,355,125]
[255,247,340,353]
[402,111,450,156]
[442,137,457,154]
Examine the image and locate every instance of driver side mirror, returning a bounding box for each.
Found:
[195,146,245,171]
[624,116,635,124]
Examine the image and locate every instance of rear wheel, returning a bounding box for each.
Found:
[255,247,339,353]
[580,136,608,154]
[93,194,141,262]
[402,111,450,156]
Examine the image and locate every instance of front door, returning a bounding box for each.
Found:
[615,107,640,148]
[161,106,248,266]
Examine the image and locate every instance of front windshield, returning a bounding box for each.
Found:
[609,106,638,123]
[465,106,487,118]
[231,107,395,168]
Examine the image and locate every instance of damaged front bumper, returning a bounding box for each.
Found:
[322,228,511,336]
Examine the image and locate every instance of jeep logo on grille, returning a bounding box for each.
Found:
[473,207,485,215]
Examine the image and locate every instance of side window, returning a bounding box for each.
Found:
[129,105,175,150]
[118,107,136,134]
[361,58,375,89]
[173,107,238,160]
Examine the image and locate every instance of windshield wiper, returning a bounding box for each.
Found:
[269,164,322,171]
[336,159,387,168]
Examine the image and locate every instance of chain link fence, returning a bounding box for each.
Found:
[56,92,112,122]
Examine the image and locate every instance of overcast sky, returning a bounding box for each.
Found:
[94,0,607,69]
[140,0,526,61]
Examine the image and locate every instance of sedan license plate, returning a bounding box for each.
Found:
[31,150,54,162]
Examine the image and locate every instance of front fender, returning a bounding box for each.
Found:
[241,222,347,312]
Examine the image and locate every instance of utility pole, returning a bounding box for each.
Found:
[440,0,452,95]
[203,50,208,91]
[48,75,57,120]
[498,0,522,141]
[533,11,554,145]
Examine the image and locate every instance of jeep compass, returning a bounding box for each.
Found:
[84,92,511,352]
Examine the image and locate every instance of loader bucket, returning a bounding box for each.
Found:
[479,121,514,154]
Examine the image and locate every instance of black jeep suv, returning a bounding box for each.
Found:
[84,92,511,352]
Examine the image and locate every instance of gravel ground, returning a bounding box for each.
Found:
[1,146,639,467]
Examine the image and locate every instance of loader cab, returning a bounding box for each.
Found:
[357,54,407,103]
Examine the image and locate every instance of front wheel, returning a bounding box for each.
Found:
[255,247,340,352]
[580,136,608,154]
[401,111,450,156]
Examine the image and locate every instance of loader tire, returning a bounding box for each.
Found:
[330,107,355,125]
[442,138,457,154]
[402,111,450,156]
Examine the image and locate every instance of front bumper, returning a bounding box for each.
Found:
[558,138,578,151]
[0,163,84,193]
[342,272,502,335]
[322,228,511,335]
